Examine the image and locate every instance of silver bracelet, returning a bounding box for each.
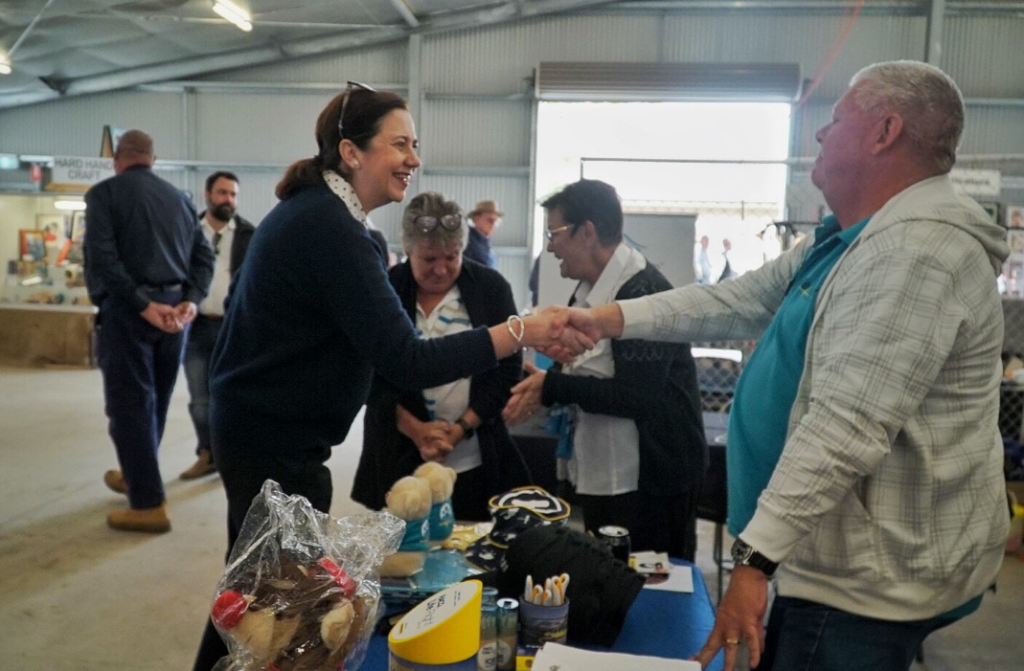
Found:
[506,314,526,349]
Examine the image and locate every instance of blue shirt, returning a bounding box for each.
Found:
[726,214,870,537]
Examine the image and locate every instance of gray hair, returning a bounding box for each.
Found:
[849,60,964,174]
[401,191,468,255]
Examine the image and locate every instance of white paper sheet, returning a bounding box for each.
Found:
[642,565,694,593]
[532,642,701,671]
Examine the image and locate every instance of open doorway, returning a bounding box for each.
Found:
[534,101,791,306]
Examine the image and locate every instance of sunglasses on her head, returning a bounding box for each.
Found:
[415,214,463,233]
[337,81,377,141]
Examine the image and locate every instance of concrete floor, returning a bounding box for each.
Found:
[0,366,1022,670]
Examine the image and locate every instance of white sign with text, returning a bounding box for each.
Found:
[950,168,1002,197]
[50,156,115,189]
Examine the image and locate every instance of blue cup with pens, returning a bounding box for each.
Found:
[519,573,569,648]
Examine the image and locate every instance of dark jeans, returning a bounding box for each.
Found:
[96,291,186,509]
[575,488,699,561]
[192,441,333,671]
[183,315,222,454]
[761,596,956,671]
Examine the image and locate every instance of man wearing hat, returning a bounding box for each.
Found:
[465,199,501,268]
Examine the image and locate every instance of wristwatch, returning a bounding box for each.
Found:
[454,418,475,439]
[731,539,779,578]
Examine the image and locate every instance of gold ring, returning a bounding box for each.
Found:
[725,638,740,646]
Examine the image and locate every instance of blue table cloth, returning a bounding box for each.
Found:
[358,559,723,670]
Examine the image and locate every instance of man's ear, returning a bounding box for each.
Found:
[872,113,904,155]
[581,220,598,243]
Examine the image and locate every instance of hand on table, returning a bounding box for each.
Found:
[503,361,546,425]
[692,566,769,670]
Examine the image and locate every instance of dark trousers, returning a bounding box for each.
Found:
[183,315,222,454]
[761,596,956,671]
[191,439,333,671]
[96,291,185,509]
[575,488,699,561]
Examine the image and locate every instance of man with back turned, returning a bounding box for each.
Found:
[85,129,215,533]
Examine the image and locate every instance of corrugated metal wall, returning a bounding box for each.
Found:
[2,8,1024,309]
[0,91,186,157]
[422,15,661,94]
[662,14,925,97]
[945,17,1024,97]
[192,92,331,163]
[421,100,531,167]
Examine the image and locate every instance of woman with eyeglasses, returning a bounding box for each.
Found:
[353,192,531,521]
[191,86,586,671]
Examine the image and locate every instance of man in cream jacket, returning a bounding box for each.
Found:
[554,61,1010,671]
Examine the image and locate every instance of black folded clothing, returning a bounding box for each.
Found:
[496,525,645,647]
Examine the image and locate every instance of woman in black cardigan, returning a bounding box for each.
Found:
[354,192,530,521]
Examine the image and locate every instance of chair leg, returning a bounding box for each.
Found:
[713,523,724,604]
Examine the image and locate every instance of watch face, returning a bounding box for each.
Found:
[731,540,752,565]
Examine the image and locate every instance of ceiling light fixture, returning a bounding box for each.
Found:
[212,1,253,32]
[54,200,87,211]
[0,57,11,75]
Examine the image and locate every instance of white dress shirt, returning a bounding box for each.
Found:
[563,243,648,495]
[198,215,235,317]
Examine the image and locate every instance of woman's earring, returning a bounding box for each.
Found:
[353,161,360,168]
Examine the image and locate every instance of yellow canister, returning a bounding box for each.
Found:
[389,580,483,670]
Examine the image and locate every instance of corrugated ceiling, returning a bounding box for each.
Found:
[1,1,1022,108]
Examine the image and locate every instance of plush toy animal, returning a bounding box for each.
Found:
[379,476,433,578]
[211,554,369,671]
[413,462,458,541]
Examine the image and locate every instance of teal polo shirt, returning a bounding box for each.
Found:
[725,213,984,619]
[726,214,869,538]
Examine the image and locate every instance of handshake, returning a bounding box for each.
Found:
[501,304,624,426]
[517,304,617,363]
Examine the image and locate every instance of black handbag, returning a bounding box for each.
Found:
[496,525,645,647]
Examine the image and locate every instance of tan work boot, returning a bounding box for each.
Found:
[104,469,128,495]
[107,504,171,533]
[180,448,217,480]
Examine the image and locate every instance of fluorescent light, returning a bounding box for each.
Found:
[0,58,11,75]
[55,200,87,211]
[212,1,253,32]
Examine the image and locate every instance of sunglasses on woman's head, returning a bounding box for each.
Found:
[415,214,462,232]
[337,81,377,141]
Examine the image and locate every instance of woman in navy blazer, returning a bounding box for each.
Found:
[192,86,583,671]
